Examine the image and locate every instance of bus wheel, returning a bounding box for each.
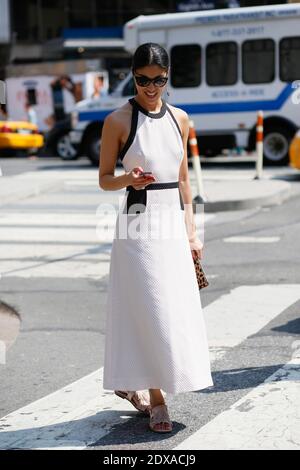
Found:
[263,125,294,166]
[85,127,102,166]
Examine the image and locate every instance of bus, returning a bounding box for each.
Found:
[70,3,300,166]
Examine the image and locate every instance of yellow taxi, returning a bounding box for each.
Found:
[0,121,44,153]
[289,130,300,170]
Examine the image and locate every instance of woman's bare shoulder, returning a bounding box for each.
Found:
[166,103,189,135]
[167,103,189,122]
[104,101,132,128]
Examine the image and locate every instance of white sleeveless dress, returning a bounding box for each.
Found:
[102,97,213,394]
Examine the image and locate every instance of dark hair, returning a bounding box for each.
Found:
[131,43,169,73]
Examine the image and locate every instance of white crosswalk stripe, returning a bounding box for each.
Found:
[0,212,212,279]
[205,285,300,361]
[223,236,280,243]
[0,369,134,450]
[0,284,299,450]
[175,357,300,450]
[0,211,114,279]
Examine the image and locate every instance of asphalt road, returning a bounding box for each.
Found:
[0,156,299,450]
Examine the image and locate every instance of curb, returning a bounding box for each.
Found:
[192,181,292,213]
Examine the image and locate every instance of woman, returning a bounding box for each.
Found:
[99,43,214,433]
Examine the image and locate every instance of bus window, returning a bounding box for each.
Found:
[206,42,237,86]
[280,36,300,82]
[242,39,275,84]
[170,44,201,88]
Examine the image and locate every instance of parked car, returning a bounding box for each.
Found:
[289,129,300,170]
[0,121,44,156]
[43,116,78,160]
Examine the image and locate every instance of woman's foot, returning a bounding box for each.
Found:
[149,403,173,433]
[149,388,165,406]
[149,389,172,432]
[114,390,151,415]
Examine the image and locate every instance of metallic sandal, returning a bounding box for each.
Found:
[114,390,151,415]
[149,404,173,433]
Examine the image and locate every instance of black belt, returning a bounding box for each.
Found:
[124,181,184,214]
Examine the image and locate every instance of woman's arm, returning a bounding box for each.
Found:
[178,111,204,258]
[99,111,156,191]
[99,113,131,191]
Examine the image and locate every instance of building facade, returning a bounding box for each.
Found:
[0,0,297,82]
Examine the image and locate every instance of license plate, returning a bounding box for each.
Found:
[18,129,31,134]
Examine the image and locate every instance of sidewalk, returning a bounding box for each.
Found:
[0,169,83,207]
[189,167,298,212]
[0,164,298,212]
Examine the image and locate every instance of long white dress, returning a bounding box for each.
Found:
[102,97,214,394]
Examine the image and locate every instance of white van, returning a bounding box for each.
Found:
[5,69,109,132]
[70,3,300,166]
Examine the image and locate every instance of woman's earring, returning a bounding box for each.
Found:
[166,88,170,96]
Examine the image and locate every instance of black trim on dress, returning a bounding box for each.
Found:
[124,181,183,215]
[119,99,185,214]
[118,99,139,161]
[166,104,183,140]
[165,105,184,210]
[178,188,184,211]
[129,97,167,119]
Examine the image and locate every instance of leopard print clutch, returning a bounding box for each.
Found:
[193,256,209,290]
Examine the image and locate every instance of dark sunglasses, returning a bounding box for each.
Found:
[133,74,168,87]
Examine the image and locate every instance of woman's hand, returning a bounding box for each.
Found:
[126,167,156,190]
[191,247,203,260]
[189,237,204,260]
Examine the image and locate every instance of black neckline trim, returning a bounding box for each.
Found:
[129,97,167,119]
[166,105,183,139]
[119,101,139,161]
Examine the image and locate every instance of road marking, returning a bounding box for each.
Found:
[0,208,216,279]
[0,212,109,227]
[0,212,115,278]
[0,369,136,450]
[205,285,300,361]
[64,180,99,187]
[175,356,300,450]
[223,236,280,243]
[207,274,218,279]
